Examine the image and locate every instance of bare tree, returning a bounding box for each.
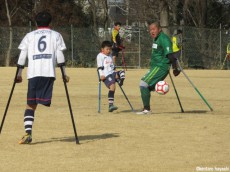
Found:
[197,0,207,27]
[88,0,97,33]
[101,0,109,29]
[160,0,169,35]
[183,0,207,27]
[128,0,180,27]
[5,0,13,66]
[168,0,180,25]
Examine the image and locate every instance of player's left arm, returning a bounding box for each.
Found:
[57,50,69,83]
[57,34,69,82]
[163,37,180,76]
[163,37,174,62]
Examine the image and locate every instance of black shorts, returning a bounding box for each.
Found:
[27,77,55,106]
[112,47,121,57]
[104,72,116,88]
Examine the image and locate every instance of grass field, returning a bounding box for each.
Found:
[0,67,229,172]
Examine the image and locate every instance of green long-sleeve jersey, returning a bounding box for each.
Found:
[150,31,173,70]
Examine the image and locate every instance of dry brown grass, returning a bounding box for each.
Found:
[0,67,229,172]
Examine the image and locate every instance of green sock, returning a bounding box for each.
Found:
[140,87,151,108]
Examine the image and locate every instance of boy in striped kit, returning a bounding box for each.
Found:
[97,41,125,112]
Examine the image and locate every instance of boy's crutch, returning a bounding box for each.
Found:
[118,84,134,112]
[59,65,80,144]
[97,68,102,113]
[0,67,19,134]
[168,72,184,113]
[177,61,213,111]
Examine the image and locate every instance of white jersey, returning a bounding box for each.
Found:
[97,52,115,77]
[18,28,66,79]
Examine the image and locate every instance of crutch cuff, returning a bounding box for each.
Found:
[17,64,24,69]
[58,62,66,67]
[97,66,104,71]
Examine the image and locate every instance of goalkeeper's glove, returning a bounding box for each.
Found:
[166,53,181,77]
[173,68,180,77]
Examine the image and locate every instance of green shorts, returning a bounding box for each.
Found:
[141,66,169,90]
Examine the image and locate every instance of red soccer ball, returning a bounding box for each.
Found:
[155,81,169,95]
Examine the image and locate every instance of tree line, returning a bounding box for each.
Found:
[1,0,230,28]
[1,0,230,66]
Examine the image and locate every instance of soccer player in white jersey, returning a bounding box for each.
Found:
[97,40,125,112]
[15,11,69,144]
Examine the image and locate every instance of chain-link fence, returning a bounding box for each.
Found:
[181,26,228,69]
[0,25,229,69]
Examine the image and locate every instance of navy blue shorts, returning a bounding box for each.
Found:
[112,47,121,57]
[104,72,116,88]
[27,77,55,106]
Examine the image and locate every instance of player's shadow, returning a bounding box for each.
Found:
[164,110,209,114]
[30,133,119,145]
[183,110,209,114]
[119,109,136,113]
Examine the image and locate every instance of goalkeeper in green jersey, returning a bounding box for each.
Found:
[137,22,180,114]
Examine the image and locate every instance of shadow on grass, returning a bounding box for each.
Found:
[165,110,209,114]
[183,110,209,114]
[31,133,119,145]
[119,109,136,113]
[119,109,209,115]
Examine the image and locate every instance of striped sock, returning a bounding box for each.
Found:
[119,70,125,80]
[24,109,35,135]
[108,90,115,107]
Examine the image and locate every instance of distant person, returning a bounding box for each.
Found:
[227,43,230,60]
[97,40,125,112]
[172,29,183,62]
[16,11,69,144]
[111,22,124,64]
[137,22,180,115]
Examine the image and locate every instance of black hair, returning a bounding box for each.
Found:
[101,41,112,48]
[177,29,182,34]
[114,22,121,26]
[35,11,52,27]
[148,21,161,28]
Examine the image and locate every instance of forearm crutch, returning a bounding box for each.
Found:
[168,72,184,113]
[59,65,80,144]
[97,69,102,113]
[0,67,19,134]
[118,84,134,112]
[177,61,213,111]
